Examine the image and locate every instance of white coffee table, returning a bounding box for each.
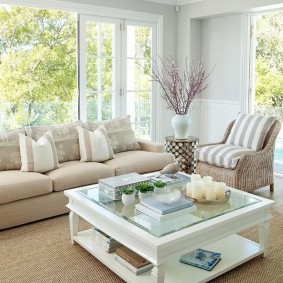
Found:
[64,184,274,283]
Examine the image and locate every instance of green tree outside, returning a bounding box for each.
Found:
[255,11,283,119]
[0,6,77,129]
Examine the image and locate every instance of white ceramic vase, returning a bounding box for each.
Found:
[138,191,153,200]
[171,114,190,140]
[122,193,135,206]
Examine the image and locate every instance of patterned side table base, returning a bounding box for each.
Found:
[165,136,199,175]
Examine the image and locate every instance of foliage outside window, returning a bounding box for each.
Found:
[255,11,283,120]
[0,6,77,130]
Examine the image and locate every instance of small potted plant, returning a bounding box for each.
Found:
[121,186,135,206]
[135,183,154,200]
[153,180,167,188]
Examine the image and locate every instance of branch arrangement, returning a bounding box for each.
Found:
[150,57,211,115]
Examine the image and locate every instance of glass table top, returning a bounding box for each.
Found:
[78,185,260,238]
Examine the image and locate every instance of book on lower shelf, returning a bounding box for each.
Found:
[116,246,151,268]
[180,248,221,271]
[140,197,194,215]
[135,203,196,221]
[93,227,122,253]
[115,254,153,275]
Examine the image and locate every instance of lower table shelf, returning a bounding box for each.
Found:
[73,230,263,283]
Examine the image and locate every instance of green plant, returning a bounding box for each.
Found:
[135,183,154,193]
[153,180,167,188]
[122,187,135,195]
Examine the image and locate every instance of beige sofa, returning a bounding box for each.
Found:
[0,116,174,230]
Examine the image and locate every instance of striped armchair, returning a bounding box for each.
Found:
[195,114,281,192]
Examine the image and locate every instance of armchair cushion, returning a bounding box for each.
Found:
[195,144,255,169]
[226,113,276,151]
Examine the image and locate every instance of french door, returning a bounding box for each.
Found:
[79,15,156,140]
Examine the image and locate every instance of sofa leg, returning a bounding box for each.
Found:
[270,183,274,192]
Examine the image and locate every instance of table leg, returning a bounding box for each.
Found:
[151,264,165,283]
[259,221,269,257]
[69,211,79,245]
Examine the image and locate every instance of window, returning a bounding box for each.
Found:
[0,3,160,141]
[0,5,77,130]
[79,16,156,140]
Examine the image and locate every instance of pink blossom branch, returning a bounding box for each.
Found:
[148,56,212,114]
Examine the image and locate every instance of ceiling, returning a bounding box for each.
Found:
[140,0,203,5]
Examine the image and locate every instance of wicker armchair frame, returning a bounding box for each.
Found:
[195,119,281,192]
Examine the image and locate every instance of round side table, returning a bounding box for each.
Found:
[165,136,199,174]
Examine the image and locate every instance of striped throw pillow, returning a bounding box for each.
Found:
[77,125,114,162]
[226,114,276,151]
[19,131,60,173]
[195,144,255,169]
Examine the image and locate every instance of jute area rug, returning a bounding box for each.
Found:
[1,206,283,283]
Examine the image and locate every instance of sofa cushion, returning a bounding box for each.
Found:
[195,144,255,169]
[77,125,114,162]
[25,121,82,163]
[0,171,52,204]
[0,128,24,171]
[19,131,60,173]
[103,150,175,176]
[226,113,276,151]
[87,115,141,154]
[45,160,115,192]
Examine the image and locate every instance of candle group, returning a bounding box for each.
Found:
[186,174,226,201]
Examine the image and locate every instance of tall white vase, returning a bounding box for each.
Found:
[171,114,190,140]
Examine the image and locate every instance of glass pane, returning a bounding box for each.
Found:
[139,26,152,58]
[127,26,135,58]
[79,185,261,238]
[139,58,151,90]
[0,7,77,130]
[86,58,98,91]
[0,101,78,130]
[86,22,98,56]
[127,91,151,139]
[102,58,113,91]
[101,23,114,57]
[87,92,113,121]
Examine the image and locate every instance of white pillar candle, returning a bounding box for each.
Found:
[192,181,203,200]
[215,182,226,199]
[191,174,202,183]
[203,176,213,183]
[186,182,192,197]
[206,188,216,201]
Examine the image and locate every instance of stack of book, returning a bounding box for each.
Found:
[115,246,153,275]
[94,227,123,253]
[135,197,195,221]
[180,248,221,271]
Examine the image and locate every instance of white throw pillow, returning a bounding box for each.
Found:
[77,125,115,162]
[19,131,60,173]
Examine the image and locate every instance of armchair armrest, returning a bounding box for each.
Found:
[137,139,165,153]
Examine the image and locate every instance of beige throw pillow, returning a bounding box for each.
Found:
[19,131,60,173]
[77,125,114,162]
[0,128,25,171]
[87,115,141,153]
[25,121,82,163]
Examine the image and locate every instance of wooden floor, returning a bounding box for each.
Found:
[252,175,283,207]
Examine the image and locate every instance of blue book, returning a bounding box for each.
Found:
[180,249,221,271]
[140,197,193,215]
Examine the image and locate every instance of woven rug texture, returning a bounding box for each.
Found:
[1,206,283,283]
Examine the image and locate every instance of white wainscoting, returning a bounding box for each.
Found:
[191,99,241,144]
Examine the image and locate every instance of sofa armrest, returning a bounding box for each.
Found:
[137,139,165,153]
